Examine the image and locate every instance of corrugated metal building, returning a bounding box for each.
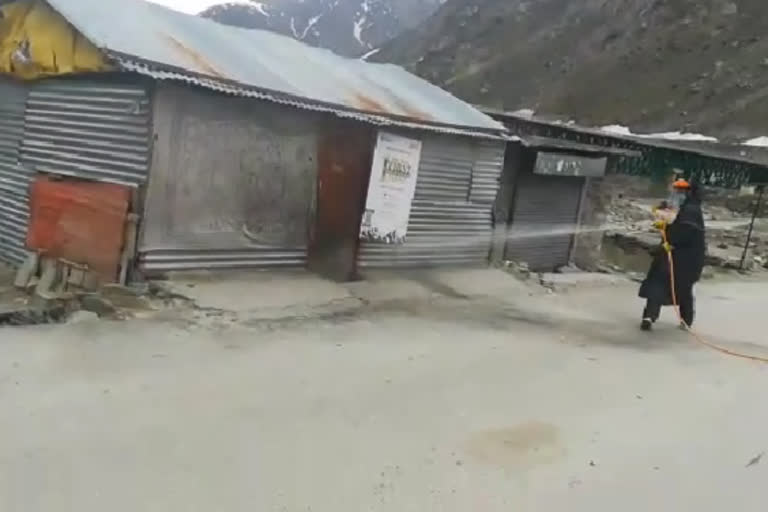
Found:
[0,0,507,280]
[487,131,640,272]
[357,137,506,268]
[486,108,768,271]
[487,109,768,189]
[500,139,621,272]
[0,79,30,266]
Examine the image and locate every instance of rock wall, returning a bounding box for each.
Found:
[572,176,610,271]
[573,172,768,273]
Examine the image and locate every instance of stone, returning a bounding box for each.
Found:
[100,284,151,310]
[101,283,149,298]
[35,258,61,299]
[14,252,39,289]
[67,310,99,324]
[705,250,728,267]
[79,294,117,317]
[724,256,748,270]
[503,261,532,280]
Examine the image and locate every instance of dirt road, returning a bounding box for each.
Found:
[1,271,766,511]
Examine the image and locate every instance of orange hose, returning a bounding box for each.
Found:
[661,229,768,363]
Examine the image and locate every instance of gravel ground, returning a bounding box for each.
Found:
[1,270,766,511]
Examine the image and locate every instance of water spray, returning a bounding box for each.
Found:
[487,218,768,363]
[411,223,629,250]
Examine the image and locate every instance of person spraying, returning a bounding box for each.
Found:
[639,179,706,331]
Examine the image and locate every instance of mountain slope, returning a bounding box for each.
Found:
[201,0,444,57]
[377,0,768,140]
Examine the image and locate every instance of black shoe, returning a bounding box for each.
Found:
[641,318,653,331]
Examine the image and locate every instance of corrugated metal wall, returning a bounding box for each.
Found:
[505,173,585,271]
[470,141,506,204]
[139,248,307,272]
[139,83,316,273]
[0,79,31,265]
[21,79,151,186]
[358,136,505,268]
[0,77,151,267]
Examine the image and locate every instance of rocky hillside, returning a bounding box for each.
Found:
[201,0,444,57]
[377,0,768,141]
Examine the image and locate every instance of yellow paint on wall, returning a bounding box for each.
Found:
[0,0,111,79]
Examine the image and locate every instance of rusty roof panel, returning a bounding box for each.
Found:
[44,0,504,135]
[115,58,508,140]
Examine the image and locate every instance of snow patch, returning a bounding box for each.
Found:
[299,14,323,39]
[742,136,768,147]
[360,47,380,60]
[512,108,535,118]
[290,17,298,38]
[353,15,368,48]
[643,132,719,142]
[600,125,718,142]
[600,124,633,136]
[252,1,270,17]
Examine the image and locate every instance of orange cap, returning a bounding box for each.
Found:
[672,178,691,189]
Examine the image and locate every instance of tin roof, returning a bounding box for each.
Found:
[43,0,505,137]
[519,136,641,158]
[485,108,768,168]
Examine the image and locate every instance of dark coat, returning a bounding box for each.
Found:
[639,196,706,304]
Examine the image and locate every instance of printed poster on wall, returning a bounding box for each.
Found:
[360,131,423,243]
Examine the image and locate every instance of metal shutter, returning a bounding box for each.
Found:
[358,136,504,268]
[22,79,151,186]
[506,173,585,271]
[0,79,30,266]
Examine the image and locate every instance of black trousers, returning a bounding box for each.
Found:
[643,287,695,326]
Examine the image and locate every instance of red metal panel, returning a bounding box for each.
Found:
[27,176,131,279]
